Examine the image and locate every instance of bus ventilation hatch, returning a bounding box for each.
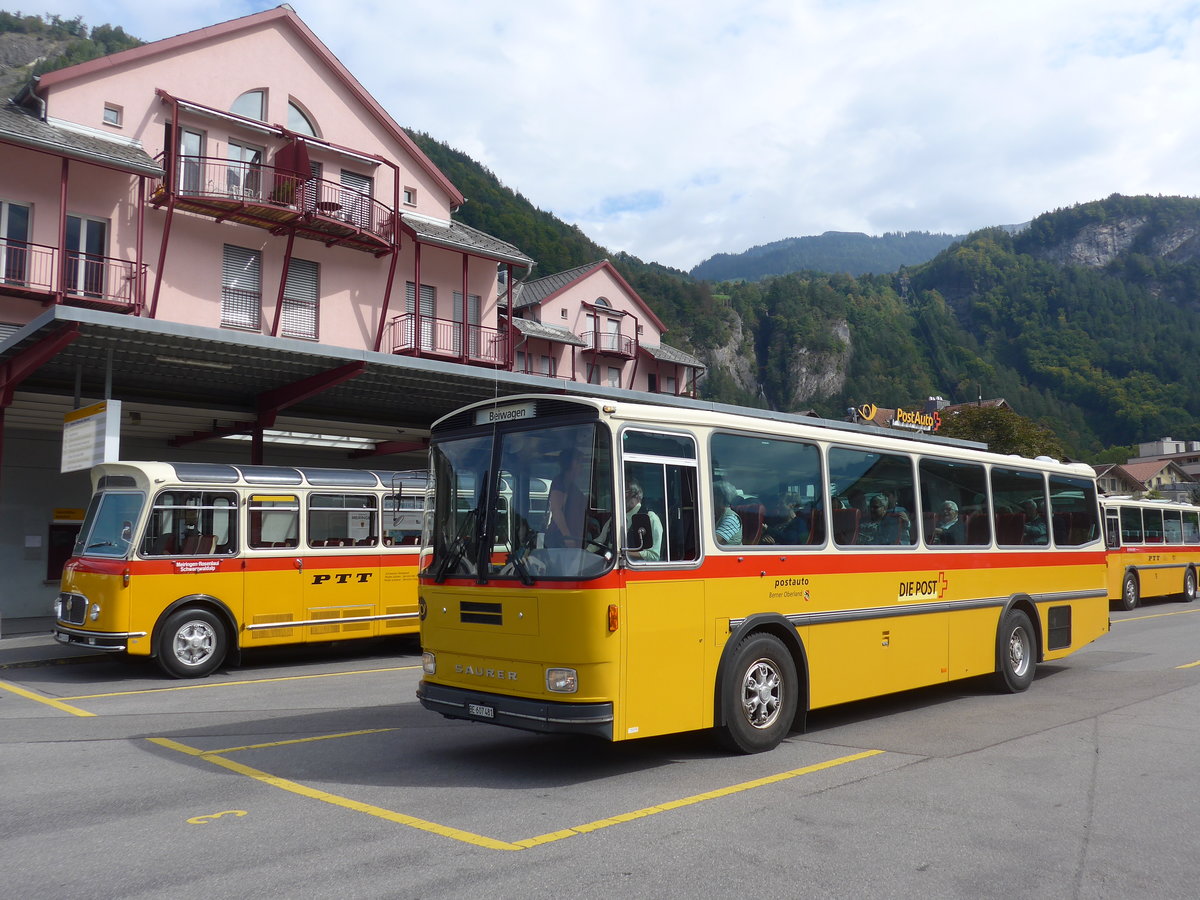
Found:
[1047,606,1072,651]
[460,601,502,625]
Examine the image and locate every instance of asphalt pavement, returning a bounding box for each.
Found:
[0,616,109,669]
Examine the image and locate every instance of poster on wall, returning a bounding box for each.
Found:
[61,400,122,473]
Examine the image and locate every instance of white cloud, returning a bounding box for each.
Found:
[39,0,1200,269]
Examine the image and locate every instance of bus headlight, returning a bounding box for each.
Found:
[89,603,101,622]
[546,667,578,693]
[422,651,436,675]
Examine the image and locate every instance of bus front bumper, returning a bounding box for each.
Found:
[416,681,614,740]
[53,624,145,652]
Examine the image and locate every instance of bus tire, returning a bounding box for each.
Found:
[718,632,797,754]
[157,607,227,679]
[1121,572,1140,611]
[994,608,1036,693]
[1184,568,1197,604]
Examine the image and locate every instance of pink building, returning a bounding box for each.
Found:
[0,6,701,387]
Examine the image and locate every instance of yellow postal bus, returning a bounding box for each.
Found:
[1101,496,1200,609]
[54,461,426,677]
[416,395,1110,753]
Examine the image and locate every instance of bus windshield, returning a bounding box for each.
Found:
[73,491,145,558]
[429,421,615,582]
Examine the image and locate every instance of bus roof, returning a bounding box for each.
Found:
[92,461,427,490]
[433,393,1097,479]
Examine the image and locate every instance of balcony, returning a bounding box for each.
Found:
[0,238,145,313]
[579,329,637,359]
[387,313,509,367]
[151,156,395,256]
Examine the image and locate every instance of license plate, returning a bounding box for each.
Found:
[467,703,494,719]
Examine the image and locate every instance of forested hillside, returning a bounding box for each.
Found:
[691,230,961,281]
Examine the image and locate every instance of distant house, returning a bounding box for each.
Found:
[1092,463,1148,496]
[511,260,704,395]
[1117,459,1196,501]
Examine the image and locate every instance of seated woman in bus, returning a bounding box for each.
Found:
[857,494,908,545]
[761,495,809,545]
[545,454,588,549]
[713,481,743,545]
[932,499,966,544]
[1021,499,1048,544]
[624,480,663,560]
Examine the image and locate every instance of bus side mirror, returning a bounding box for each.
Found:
[628,512,652,552]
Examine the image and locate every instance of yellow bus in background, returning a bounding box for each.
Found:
[54,461,426,677]
[416,395,1110,753]
[1101,496,1200,610]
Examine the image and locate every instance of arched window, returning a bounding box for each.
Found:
[288,100,317,137]
[594,296,612,308]
[231,90,266,121]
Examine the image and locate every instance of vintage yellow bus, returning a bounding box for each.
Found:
[54,461,426,677]
[1101,496,1200,610]
[415,395,1111,753]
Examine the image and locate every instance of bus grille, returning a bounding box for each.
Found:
[59,593,88,625]
[460,601,502,625]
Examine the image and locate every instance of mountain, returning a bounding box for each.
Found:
[690,230,962,281]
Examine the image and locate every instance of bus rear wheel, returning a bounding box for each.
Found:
[157,608,227,678]
[1184,568,1197,604]
[994,609,1036,693]
[1121,573,1140,611]
[718,632,798,754]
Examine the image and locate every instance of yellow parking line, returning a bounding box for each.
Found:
[1113,607,1200,624]
[150,734,884,851]
[0,680,96,717]
[211,729,397,754]
[65,665,419,700]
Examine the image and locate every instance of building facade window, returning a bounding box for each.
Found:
[607,366,621,387]
[281,258,319,340]
[403,187,416,205]
[227,140,264,199]
[452,291,482,357]
[65,214,107,298]
[0,200,31,285]
[405,281,436,351]
[340,170,373,229]
[231,89,266,121]
[221,244,262,330]
[103,104,122,126]
[287,99,317,136]
[178,127,205,195]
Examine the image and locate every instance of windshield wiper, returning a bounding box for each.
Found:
[432,508,478,584]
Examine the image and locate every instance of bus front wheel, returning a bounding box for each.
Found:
[994,609,1036,693]
[157,608,227,678]
[718,632,798,754]
[1121,573,1140,611]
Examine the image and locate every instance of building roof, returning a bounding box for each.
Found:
[515,261,606,309]
[1093,463,1146,491]
[401,215,533,269]
[511,318,586,346]
[0,101,162,176]
[31,5,464,207]
[643,342,705,369]
[1121,459,1195,486]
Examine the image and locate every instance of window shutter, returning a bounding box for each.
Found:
[221,245,261,329]
[281,258,319,339]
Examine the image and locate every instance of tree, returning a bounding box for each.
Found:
[937,405,1065,458]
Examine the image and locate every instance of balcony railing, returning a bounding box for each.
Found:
[579,329,637,358]
[388,313,509,366]
[0,237,144,312]
[152,156,395,254]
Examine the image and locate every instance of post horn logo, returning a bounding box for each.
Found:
[858,403,878,421]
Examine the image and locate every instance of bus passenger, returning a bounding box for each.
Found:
[1022,500,1048,545]
[713,480,743,545]
[761,495,808,545]
[545,454,588,549]
[858,494,906,545]
[624,480,663,560]
[932,500,966,544]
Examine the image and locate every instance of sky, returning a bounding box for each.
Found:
[38,0,1200,270]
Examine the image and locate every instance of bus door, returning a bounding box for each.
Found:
[243,493,305,648]
[619,430,704,739]
[302,492,382,641]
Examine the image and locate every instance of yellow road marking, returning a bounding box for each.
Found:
[211,729,396,754]
[150,735,884,851]
[64,665,419,700]
[0,680,96,717]
[1113,607,1200,624]
[1177,660,1200,669]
